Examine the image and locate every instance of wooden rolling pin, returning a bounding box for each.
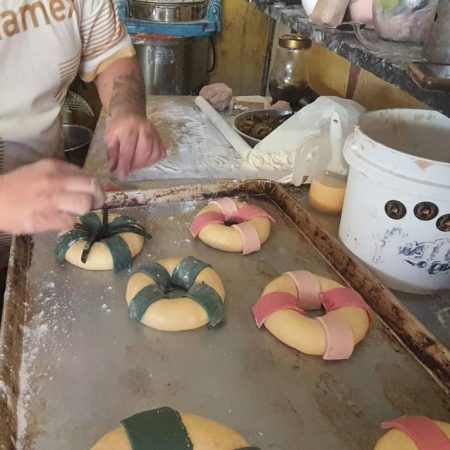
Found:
[195,96,252,159]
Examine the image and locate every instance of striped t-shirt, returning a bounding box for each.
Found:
[0,0,135,267]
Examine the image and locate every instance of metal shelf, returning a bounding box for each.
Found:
[248,0,450,117]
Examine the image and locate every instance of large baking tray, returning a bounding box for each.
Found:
[0,180,449,450]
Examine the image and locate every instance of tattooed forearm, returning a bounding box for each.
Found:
[108,67,146,117]
[95,57,147,118]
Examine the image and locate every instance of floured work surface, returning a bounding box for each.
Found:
[1,180,449,450]
[86,96,291,183]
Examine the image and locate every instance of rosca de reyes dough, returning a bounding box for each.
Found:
[252,270,371,360]
[56,207,150,272]
[91,407,261,450]
[126,256,225,331]
[374,416,450,450]
[190,197,275,255]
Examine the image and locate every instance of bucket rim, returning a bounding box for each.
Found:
[345,146,450,195]
[355,108,450,168]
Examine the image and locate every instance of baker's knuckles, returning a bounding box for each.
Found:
[60,192,93,215]
[32,209,76,234]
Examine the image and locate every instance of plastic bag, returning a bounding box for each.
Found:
[310,0,350,27]
[373,0,439,43]
[247,96,365,172]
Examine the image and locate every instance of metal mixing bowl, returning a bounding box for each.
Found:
[233,109,292,147]
[63,124,93,168]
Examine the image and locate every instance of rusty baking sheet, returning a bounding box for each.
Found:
[0,180,449,450]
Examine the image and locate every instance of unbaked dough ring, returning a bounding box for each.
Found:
[190,198,275,255]
[375,416,450,450]
[91,407,260,450]
[56,211,148,272]
[126,256,225,331]
[252,270,371,360]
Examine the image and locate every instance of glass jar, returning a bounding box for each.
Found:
[269,34,311,110]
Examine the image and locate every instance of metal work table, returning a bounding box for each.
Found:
[86,96,450,348]
[2,95,446,449]
[2,180,448,449]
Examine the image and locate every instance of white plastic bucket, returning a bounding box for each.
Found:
[339,109,450,294]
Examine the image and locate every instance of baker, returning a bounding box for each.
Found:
[0,0,167,304]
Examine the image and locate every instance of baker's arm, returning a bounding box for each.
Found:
[0,160,103,235]
[95,57,166,180]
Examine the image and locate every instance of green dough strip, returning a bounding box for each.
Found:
[171,256,211,290]
[79,212,102,233]
[56,211,151,269]
[108,216,151,239]
[55,229,88,263]
[185,283,224,328]
[102,235,133,273]
[121,407,193,450]
[109,215,139,228]
[135,262,170,288]
[128,284,166,322]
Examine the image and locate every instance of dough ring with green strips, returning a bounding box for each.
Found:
[55,206,150,272]
[126,256,225,331]
[92,407,261,450]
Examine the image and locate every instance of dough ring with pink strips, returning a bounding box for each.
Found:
[252,270,372,360]
[375,415,450,450]
[190,198,275,255]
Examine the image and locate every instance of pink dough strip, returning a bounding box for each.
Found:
[233,205,275,223]
[382,416,450,450]
[316,311,354,360]
[321,287,372,318]
[190,212,225,237]
[253,292,305,328]
[232,222,261,255]
[285,271,322,310]
[210,198,238,221]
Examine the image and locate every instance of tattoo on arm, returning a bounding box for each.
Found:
[108,67,146,117]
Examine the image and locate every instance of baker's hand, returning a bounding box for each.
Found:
[0,159,104,235]
[105,113,166,181]
[200,83,234,111]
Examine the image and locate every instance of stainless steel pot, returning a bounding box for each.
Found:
[133,35,209,95]
[131,0,208,22]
